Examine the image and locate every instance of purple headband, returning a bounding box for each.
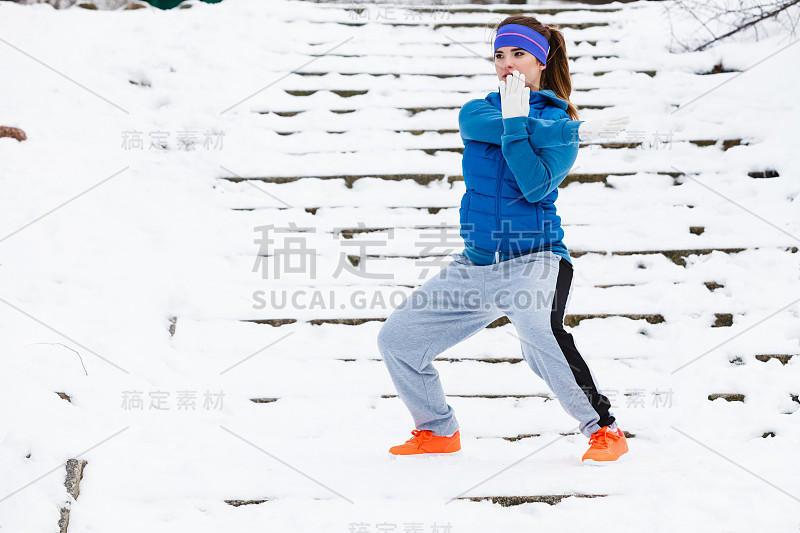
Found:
[493,23,549,66]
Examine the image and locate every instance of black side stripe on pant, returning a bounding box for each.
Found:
[550,257,616,428]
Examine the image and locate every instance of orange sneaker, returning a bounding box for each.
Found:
[581,426,628,465]
[388,429,461,456]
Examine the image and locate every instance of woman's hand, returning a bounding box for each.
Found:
[577,116,631,142]
[499,70,530,119]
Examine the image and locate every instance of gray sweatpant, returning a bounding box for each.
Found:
[377,250,616,439]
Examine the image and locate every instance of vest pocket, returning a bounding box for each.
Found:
[498,202,546,252]
[499,198,544,229]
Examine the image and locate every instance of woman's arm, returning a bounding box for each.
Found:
[500,115,580,204]
[458,98,583,147]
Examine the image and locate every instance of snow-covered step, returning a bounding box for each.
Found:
[226,205,729,230]
[237,285,729,319]
[230,353,657,398]
[263,103,615,115]
[301,15,615,28]
[273,65,659,77]
[312,50,624,60]
[253,136,745,156]
[216,249,798,299]
[235,233,791,267]
[243,245,792,267]
[452,494,607,507]
[300,18,615,29]
[170,316,672,360]
[259,61,726,86]
[256,129,740,150]
[218,165,782,191]
[223,493,609,507]
[269,71,659,94]
[337,353,797,366]
[285,62,734,76]
[225,395,651,444]
[338,355,649,364]
[239,249,788,281]
[311,3,625,17]
[243,249,745,273]
[172,314,798,381]
[228,219,757,246]
[219,170,687,187]
[237,314,669,326]
[354,21,613,30]
[250,392,643,402]
[289,57,628,75]
[250,125,744,153]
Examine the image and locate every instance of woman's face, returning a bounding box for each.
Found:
[494,46,545,91]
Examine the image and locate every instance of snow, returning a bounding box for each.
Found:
[0,0,799,531]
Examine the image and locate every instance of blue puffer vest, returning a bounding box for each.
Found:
[458,89,581,264]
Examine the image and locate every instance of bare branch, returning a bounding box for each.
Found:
[695,0,800,50]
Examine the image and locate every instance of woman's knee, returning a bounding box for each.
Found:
[378,305,425,361]
[377,311,405,357]
[377,320,392,356]
[510,308,551,331]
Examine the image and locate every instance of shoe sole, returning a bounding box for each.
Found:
[581,450,629,466]
[388,450,463,459]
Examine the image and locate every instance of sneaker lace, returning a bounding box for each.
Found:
[588,427,618,449]
[406,429,434,445]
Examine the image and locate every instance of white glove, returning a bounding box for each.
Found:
[577,116,631,142]
[498,70,530,119]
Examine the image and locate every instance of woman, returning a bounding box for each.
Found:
[378,16,630,464]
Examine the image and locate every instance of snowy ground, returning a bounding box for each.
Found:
[0,0,799,531]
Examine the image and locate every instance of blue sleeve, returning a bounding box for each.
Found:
[500,115,581,203]
[458,98,583,148]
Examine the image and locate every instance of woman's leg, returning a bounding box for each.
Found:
[378,256,502,436]
[491,252,616,438]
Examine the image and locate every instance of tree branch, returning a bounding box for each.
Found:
[695,0,800,50]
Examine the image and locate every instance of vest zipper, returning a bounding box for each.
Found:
[495,166,502,261]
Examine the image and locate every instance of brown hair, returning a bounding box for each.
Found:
[490,16,579,121]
